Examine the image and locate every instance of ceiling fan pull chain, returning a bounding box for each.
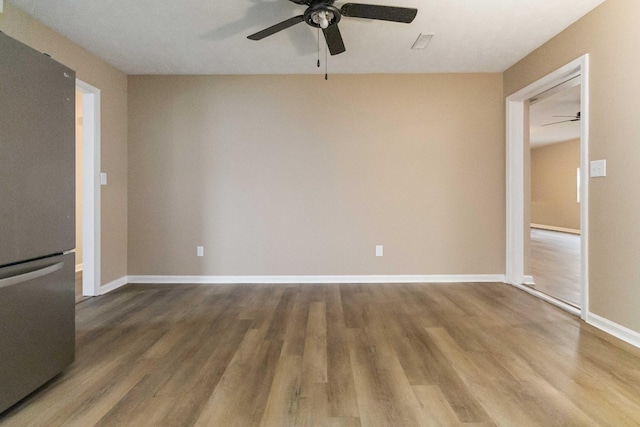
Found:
[325,38,328,80]
[317,26,321,67]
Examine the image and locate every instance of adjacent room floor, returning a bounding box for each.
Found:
[2,282,639,426]
[530,228,581,307]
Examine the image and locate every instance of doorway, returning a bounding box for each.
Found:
[528,81,582,307]
[505,55,589,319]
[75,79,101,298]
[75,89,87,302]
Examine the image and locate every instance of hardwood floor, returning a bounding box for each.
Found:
[2,282,640,426]
[530,228,581,307]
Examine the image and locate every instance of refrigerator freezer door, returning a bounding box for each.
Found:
[0,253,75,413]
[0,32,76,267]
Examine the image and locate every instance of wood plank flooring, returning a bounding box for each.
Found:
[2,282,640,426]
[530,228,581,306]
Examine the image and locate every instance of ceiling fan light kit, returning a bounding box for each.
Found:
[310,8,337,29]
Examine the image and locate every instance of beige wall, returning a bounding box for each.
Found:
[531,139,580,230]
[1,4,128,285]
[75,90,83,267]
[505,0,640,332]
[128,74,505,276]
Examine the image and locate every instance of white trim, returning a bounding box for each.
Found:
[75,263,83,273]
[523,275,535,285]
[76,79,101,297]
[127,274,506,285]
[505,99,525,285]
[100,276,128,295]
[530,224,581,235]
[506,55,589,320]
[529,74,581,106]
[587,312,640,349]
[579,60,590,316]
[511,282,580,317]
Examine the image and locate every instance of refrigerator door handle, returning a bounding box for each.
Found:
[0,261,64,290]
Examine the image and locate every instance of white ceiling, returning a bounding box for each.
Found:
[8,0,604,75]
[530,83,581,148]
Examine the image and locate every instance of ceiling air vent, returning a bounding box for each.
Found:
[411,33,433,50]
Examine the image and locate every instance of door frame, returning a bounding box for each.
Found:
[76,79,101,297]
[505,55,589,319]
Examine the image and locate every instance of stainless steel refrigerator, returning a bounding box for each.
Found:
[0,31,76,413]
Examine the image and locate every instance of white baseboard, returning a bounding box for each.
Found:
[127,274,506,285]
[75,263,83,273]
[100,275,129,295]
[531,224,581,235]
[523,275,535,285]
[587,312,640,349]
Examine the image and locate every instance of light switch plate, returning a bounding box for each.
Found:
[376,245,383,257]
[590,160,606,177]
[100,172,108,185]
[197,246,204,257]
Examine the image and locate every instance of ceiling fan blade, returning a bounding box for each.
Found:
[323,24,346,55]
[340,3,417,23]
[553,112,581,118]
[542,119,579,126]
[247,15,305,40]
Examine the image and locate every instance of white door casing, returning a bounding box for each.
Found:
[76,79,101,297]
[505,55,589,319]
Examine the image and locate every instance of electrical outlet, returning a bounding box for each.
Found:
[376,245,383,257]
[197,246,204,257]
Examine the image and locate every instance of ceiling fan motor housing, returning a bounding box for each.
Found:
[304,3,342,28]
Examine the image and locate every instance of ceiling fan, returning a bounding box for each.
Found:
[542,112,581,127]
[247,0,418,56]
